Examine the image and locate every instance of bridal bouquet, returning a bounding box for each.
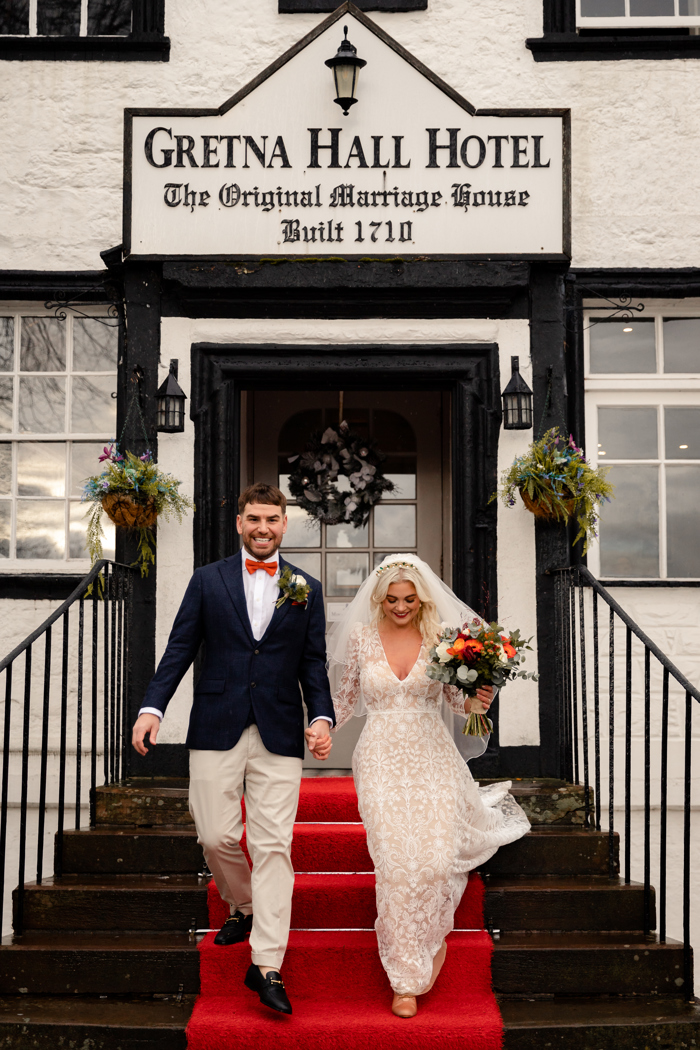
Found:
[426,620,538,737]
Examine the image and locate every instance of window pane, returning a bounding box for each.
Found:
[326,522,368,548]
[372,410,416,452]
[0,502,9,557]
[70,501,113,560]
[326,552,369,597]
[0,0,29,33]
[384,473,417,499]
[37,0,80,34]
[18,376,66,433]
[16,501,65,559]
[0,319,13,371]
[71,376,116,432]
[680,0,700,13]
[20,317,65,371]
[665,407,700,460]
[580,0,625,12]
[630,0,674,12]
[663,318,700,373]
[285,505,321,547]
[278,474,292,499]
[88,0,131,34]
[0,377,12,432]
[281,551,320,580]
[71,442,103,496]
[667,466,700,577]
[0,444,10,494]
[598,406,657,460]
[374,504,416,548]
[599,465,659,577]
[18,442,65,497]
[589,320,656,374]
[73,318,118,371]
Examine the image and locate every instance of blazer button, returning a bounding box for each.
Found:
[254,650,259,655]
[251,682,256,688]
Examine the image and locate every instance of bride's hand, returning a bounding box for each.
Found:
[467,685,494,716]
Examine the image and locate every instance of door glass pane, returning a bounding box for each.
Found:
[0,502,9,557]
[589,320,656,374]
[278,474,292,499]
[18,442,65,497]
[18,376,66,433]
[667,466,700,577]
[599,465,659,577]
[71,442,103,496]
[0,378,11,432]
[597,406,657,459]
[37,0,81,34]
[0,319,13,371]
[663,318,700,373]
[665,407,700,459]
[285,505,321,547]
[384,473,417,499]
[374,504,416,548]
[71,376,117,432]
[282,551,320,580]
[20,318,65,372]
[88,0,131,35]
[326,522,368,547]
[680,0,700,12]
[372,410,416,452]
[73,318,119,371]
[326,552,369,596]
[630,0,674,12]
[581,0,625,12]
[0,0,29,33]
[0,444,10,494]
[70,501,114,559]
[16,501,65,559]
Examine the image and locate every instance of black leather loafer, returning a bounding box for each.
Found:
[244,963,292,1014]
[213,910,253,946]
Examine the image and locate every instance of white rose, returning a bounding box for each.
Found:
[436,640,452,664]
[291,574,306,587]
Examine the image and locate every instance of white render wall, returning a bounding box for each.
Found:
[0,0,700,270]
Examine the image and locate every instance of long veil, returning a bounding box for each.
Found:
[326,554,488,753]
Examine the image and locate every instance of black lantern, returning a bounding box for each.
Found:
[325,25,366,116]
[156,360,187,434]
[501,356,533,430]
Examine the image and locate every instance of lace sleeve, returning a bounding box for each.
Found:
[332,623,363,731]
[443,684,468,717]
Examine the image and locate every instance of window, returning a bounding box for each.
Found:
[1,0,132,36]
[577,0,700,28]
[585,307,700,579]
[0,0,168,60]
[0,312,117,567]
[278,407,418,600]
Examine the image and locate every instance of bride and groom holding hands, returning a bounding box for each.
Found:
[132,482,529,1019]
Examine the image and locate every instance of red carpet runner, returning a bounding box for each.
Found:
[186,776,503,1050]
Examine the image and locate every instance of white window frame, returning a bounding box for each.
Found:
[584,299,700,581]
[577,0,700,29]
[0,305,117,574]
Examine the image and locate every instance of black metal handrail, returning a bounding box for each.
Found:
[0,561,133,935]
[554,565,697,999]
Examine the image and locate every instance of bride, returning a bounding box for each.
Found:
[329,554,530,1019]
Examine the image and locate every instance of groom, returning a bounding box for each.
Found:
[131,482,335,1015]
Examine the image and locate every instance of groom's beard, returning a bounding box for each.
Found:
[241,536,283,560]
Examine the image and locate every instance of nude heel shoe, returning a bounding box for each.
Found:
[392,993,417,1018]
[420,940,447,995]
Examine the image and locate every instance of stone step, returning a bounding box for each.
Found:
[500,996,700,1050]
[493,932,689,997]
[60,824,617,877]
[0,995,193,1049]
[0,932,200,996]
[484,877,652,933]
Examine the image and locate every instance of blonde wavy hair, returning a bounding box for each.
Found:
[369,564,442,647]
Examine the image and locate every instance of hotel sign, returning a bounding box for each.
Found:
[124,5,569,259]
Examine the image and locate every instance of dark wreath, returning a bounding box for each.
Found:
[287,421,394,527]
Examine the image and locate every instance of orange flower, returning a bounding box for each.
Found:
[501,635,517,659]
[462,639,484,663]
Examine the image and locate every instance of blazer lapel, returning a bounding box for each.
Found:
[259,555,293,643]
[218,554,256,645]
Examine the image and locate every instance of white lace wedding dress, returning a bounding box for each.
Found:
[333,624,530,996]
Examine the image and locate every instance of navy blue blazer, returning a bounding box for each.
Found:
[141,554,335,758]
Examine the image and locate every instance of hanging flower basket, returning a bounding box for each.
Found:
[491,428,614,553]
[101,493,159,530]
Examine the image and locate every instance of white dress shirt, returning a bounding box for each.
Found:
[139,548,330,727]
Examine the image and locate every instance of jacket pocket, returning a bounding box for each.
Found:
[196,679,225,694]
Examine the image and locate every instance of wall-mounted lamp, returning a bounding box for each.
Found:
[501,356,533,430]
[325,25,366,116]
[156,360,187,433]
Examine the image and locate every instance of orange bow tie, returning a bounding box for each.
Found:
[245,559,278,576]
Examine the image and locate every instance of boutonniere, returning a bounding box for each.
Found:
[276,566,311,609]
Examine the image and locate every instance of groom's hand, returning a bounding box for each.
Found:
[305,720,332,761]
[132,713,161,755]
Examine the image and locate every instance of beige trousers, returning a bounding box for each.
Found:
[189,726,303,969]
